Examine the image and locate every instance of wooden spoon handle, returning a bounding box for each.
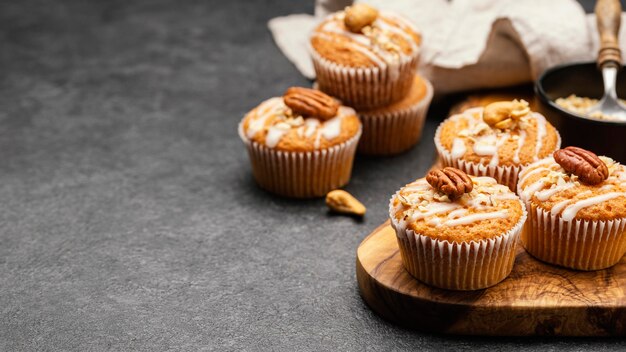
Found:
[596,0,622,69]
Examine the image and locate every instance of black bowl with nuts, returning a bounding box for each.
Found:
[535,62,626,163]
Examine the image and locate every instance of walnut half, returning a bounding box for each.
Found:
[553,146,609,185]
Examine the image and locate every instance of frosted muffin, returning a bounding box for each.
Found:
[389,167,526,290]
[310,4,421,109]
[518,147,626,270]
[239,87,362,198]
[357,75,433,156]
[435,100,561,191]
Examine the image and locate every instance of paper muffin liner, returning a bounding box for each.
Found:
[357,78,433,156]
[389,194,527,290]
[310,46,420,110]
[238,123,361,198]
[434,122,562,192]
[521,201,626,270]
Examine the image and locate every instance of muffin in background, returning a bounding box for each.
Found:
[310,3,421,109]
[435,100,561,191]
[518,147,626,270]
[357,75,433,156]
[389,167,526,290]
[239,87,361,198]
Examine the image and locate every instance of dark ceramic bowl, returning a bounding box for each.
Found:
[535,62,626,163]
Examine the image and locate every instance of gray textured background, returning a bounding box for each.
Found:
[0,0,625,350]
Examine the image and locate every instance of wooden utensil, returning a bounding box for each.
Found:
[588,0,626,121]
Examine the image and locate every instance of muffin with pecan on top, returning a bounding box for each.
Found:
[435,100,561,191]
[310,3,421,109]
[389,167,526,290]
[239,87,361,198]
[518,147,626,270]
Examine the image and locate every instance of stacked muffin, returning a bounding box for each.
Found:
[310,4,433,156]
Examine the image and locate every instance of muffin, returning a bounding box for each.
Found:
[357,74,433,156]
[435,99,561,191]
[310,4,421,109]
[518,146,626,270]
[239,87,362,198]
[389,167,527,290]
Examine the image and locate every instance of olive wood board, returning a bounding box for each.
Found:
[356,222,626,336]
[357,90,624,336]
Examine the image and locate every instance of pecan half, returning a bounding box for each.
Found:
[344,4,378,33]
[553,146,609,185]
[283,87,339,120]
[426,167,473,199]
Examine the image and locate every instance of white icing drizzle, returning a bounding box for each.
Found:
[471,132,507,167]
[265,124,290,148]
[561,192,625,221]
[532,112,547,161]
[410,203,461,221]
[550,199,572,215]
[443,210,508,227]
[246,97,283,139]
[472,134,497,156]
[518,159,556,186]
[513,129,527,164]
[320,115,343,140]
[451,138,467,159]
[447,208,468,219]
[304,118,319,138]
[535,183,575,201]
[520,179,548,200]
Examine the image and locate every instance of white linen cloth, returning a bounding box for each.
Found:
[268,0,626,94]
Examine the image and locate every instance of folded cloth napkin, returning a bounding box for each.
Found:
[268,0,626,94]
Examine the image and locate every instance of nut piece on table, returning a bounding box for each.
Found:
[426,167,473,199]
[483,99,530,129]
[283,87,339,120]
[344,4,378,33]
[326,190,366,216]
[553,146,609,185]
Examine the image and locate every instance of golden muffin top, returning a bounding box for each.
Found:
[241,87,361,152]
[436,100,561,167]
[310,4,421,69]
[518,147,626,222]
[390,169,525,243]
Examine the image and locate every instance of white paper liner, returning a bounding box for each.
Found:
[310,45,420,110]
[357,77,433,156]
[433,121,562,192]
[389,194,527,290]
[238,123,361,198]
[521,201,626,270]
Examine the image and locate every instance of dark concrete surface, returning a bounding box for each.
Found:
[0,0,625,350]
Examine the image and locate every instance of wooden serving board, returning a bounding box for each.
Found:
[356,90,626,336]
[356,222,626,336]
